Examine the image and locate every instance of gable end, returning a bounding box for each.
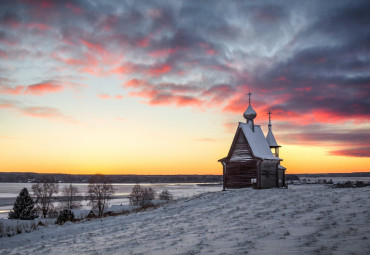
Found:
[228,128,254,162]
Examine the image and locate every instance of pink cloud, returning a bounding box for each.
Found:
[0,102,14,108]
[97,94,110,99]
[275,76,287,82]
[125,78,147,88]
[0,49,8,58]
[149,94,203,107]
[111,63,139,75]
[81,40,107,56]
[22,106,77,123]
[147,64,172,76]
[0,100,77,123]
[25,82,64,95]
[21,106,61,118]
[329,147,370,157]
[26,23,51,31]
[206,49,217,55]
[0,85,25,95]
[149,48,177,58]
[294,87,312,92]
[137,37,150,47]
[202,84,235,105]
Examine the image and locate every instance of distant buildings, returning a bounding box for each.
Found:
[219,93,286,189]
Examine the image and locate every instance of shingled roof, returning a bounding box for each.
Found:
[239,122,280,160]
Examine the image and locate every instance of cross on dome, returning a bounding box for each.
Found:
[243,91,257,129]
[247,92,252,105]
[267,110,272,124]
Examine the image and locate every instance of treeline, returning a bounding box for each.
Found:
[0,172,223,183]
[295,172,370,178]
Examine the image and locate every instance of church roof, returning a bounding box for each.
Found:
[266,129,280,147]
[278,165,286,170]
[239,122,280,160]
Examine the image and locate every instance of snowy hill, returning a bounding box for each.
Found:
[0,185,369,254]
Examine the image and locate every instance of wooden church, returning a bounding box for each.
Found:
[218,93,286,189]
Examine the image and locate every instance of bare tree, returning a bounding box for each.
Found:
[32,179,58,218]
[129,184,155,206]
[142,187,155,204]
[87,174,115,217]
[129,184,142,206]
[61,184,81,210]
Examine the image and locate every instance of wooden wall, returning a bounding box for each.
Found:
[225,160,258,188]
[259,160,279,189]
[229,130,253,162]
[278,169,285,187]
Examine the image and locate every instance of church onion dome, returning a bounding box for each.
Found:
[243,104,257,121]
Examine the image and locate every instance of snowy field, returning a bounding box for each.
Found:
[0,185,369,255]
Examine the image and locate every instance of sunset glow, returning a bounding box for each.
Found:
[0,0,369,175]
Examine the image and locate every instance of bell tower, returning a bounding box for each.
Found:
[266,111,281,157]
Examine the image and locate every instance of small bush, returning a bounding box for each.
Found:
[159,189,173,200]
[55,210,75,225]
[48,210,59,219]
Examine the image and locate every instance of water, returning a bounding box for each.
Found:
[0,183,222,218]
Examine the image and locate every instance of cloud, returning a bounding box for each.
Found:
[329,147,370,157]
[147,63,172,76]
[25,82,64,95]
[149,94,202,107]
[0,100,78,123]
[277,124,370,158]
[0,85,25,95]
[1,82,65,96]
[0,99,17,109]
[97,94,111,99]
[202,84,236,105]
[97,94,123,100]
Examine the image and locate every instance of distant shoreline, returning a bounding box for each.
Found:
[0,173,223,183]
[0,172,369,183]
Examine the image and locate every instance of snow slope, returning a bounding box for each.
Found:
[0,185,369,255]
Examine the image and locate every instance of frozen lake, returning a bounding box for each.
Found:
[0,182,222,218]
[1,176,369,219]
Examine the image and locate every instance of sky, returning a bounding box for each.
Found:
[0,0,369,175]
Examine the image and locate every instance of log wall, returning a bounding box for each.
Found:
[259,160,279,189]
[278,169,285,187]
[225,160,258,188]
[229,131,253,162]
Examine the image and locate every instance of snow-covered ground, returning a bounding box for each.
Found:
[0,185,369,255]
